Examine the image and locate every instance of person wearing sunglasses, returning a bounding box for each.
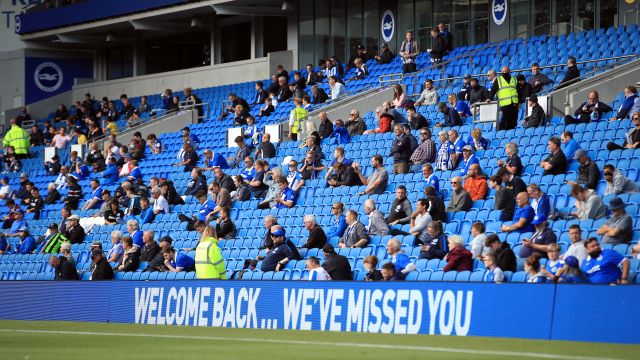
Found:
[606,112,640,151]
[603,164,639,196]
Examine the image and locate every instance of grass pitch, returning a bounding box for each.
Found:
[0,320,638,360]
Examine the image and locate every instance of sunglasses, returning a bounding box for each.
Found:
[451,181,460,184]
[603,172,613,176]
[420,132,428,135]
[288,164,296,167]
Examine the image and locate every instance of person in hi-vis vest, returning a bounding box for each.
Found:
[195,224,226,279]
[288,98,308,141]
[487,66,519,130]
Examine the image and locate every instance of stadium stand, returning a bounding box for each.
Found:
[1,25,640,285]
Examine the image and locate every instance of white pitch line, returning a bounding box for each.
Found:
[0,328,627,360]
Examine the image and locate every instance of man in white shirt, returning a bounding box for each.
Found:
[0,176,11,199]
[562,224,588,263]
[54,166,69,190]
[329,76,346,100]
[306,256,331,280]
[151,186,169,215]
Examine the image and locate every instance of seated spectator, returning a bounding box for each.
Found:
[163,246,194,273]
[254,134,276,160]
[209,182,230,218]
[184,168,207,198]
[261,226,295,272]
[485,234,517,272]
[611,85,640,121]
[417,221,448,260]
[528,63,552,94]
[30,125,45,147]
[353,155,389,195]
[239,157,256,181]
[338,210,369,248]
[126,219,144,248]
[566,90,612,124]
[482,252,504,283]
[409,198,432,243]
[363,255,383,281]
[562,225,588,263]
[258,96,275,117]
[298,151,325,180]
[381,262,404,281]
[607,112,640,151]
[45,154,62,176]
[43,183,61,205]
[596,197,632,244]
[424,186,447,222]
[175,143,199,173]
[274,176,295,209]
[374,42,394,65]
[527,183,552,220]
[49,254,79,281]
[468,77,489,106]
[446,176,473,212]
[85,143,106,171]
[541,243,566,282]
[560,131,581,162]
[540,136,567,175]
[99,157,119,186]
[301,214,327,249]
[466,129,488,151]
[389,124,412,175]
[498,167,527,197]
[317,112,333,139]
[407,106,429,130]
[363,199,388,236]
[6,154,20,173]
[581,238,630,284]
[570,184,606,220]
[501,192,535,233]
[324,147,352,181]
[54,104,69,122]
[385,186,412,226]
[304,134,324,161]
[326,202,347,239]
[346,109,366,136]
[350,58,368,81]
[415,79,439,106]
[434,102,462,128]
[519,218,556,259]
[386,238,413,275]
[145,134,163,155]
[306,256,331,281]
[64,176,82,210]
[215,207,236,239]
[152,187,169,216]
[525,254,547,283]
[458,146,480,177]
[327,162,361,187]
[106,231,124,263]
[114,236,140,272]
[311,85,328,104]
[464,164,488,200]
[140,230,160,263]
[321,244,352,280]
[448,93,472,119]
[496,142,522,176]
[178,192,214,230]
[226,136,251,169]
[489,175,515,221]
[446,129,465,169]
[603,164,638,195]
[557,256,587,283]
[328,119,350,145]
[469,222,490,259]
[565,150,600,190]
[522,95,546,128]
[329,76,347,100]
[403,124,419,154]
[231,176,251,201]
[443,235,473,272]
[434,130,453,171]
[104,199,124,225]
[557,56,580,89]
[81,179,103,211]
[363,107,392,134]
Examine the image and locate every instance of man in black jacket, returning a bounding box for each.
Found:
[90,250,114,280]
[49,255,79,280]
[327,162,362,187]
[566,90,613,124]
[63,214,85,244]
[311,85,328,104]
[424,186,447,223]
[522,95,546,128]
[115,236,140,272]
[318,112,333,139]
[140,230,160,262]
[143,236,173,272]
[321,244,352,280]
[389,124,411,174]
[305,64,319,86]
[375,43,394,65]
[214,167,236,193]
[557,56,580,89]
[301,214,327,249]
[485,234,516,272]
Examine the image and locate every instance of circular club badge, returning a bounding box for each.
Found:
[381,10,394,43]
[14,15,21,33]
[34,62,64,93]
[492,0,507,26]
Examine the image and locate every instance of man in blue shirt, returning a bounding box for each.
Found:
[261,226,294,272]
[74,159,90,180]
[82,179,103,210]
[561,131,581,162]
[163,246,195,272]
[286,160,305,193]
[386,238,411,274]
[127,160,142,183]
[581,238,630,284]
[239,157,256,182]
[501,192,535,233]
[101,157,119,185]
[422,163,440,192]
[202,148,229,170]
[458,145,480,177]
[447,129,466,169]
[326,202,347,239]
[10,227,35,254]
[182,127,200,148]
[274,177,295,209]
[2,209,27,238]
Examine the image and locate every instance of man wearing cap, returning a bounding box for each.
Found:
[597,197,633,244]
[375,43,394,65]
[458,74,472,101]
[261,226,295,272]
[37,223,68,254]
[63,214,85,244]
[347,44,372,68]
[321,244,352,280]
[2,208,27,238]
[566,149,600,190]
[519,218,557,258]
[458,145,480,178]
[49,255,79,280]
[90,249,114,280]
[5,226,34,254]
[581,237,630,284]
[540,136,568,176]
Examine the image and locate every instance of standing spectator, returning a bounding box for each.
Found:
[385,186,412,226]
[581,238,630,284]
[566,90,612,124]
[596,197,633,244]
[522,95,546,128]
[434,102,462,128]
[607,112,640,150]
[3,119,30,158]
[469,222,490,259]
[321,244,352,280]
[438,23,453,53]
[516,74,532,105]
[528,63,552,94]
[485,69,497,95]
[301,214,326,249]
[399,31,419,73]
[428,28,445,64]
[443,236,473,272]
[540,136,567,175]
[519,218,557,258]
[562,225,588,263]
[415,80,439,106]
[287,98,307,141]
[500,192,535,234]
[195,225,226,279]
[490,175,515,221]
[488,66,519,130]
[64,176,82,210]
[570,185,606,220]
[469,77,489,106]
[363,199,388,236]
[485,234,517,272]
[603,164,638,195]
[497,142,523,177]
[446,176,472,212]
[611,86,639,121]
[482,252,504,283]
[447,131,465,170]
[346,110,366,136]
[557,56,580,89]
[389,124,411,174]
[338,210,369,248]
[375,43,394,65]
[410,128,436,165]
[353,155,389,195]
[463,164,488,200]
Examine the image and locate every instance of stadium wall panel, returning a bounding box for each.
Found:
[0,281,637,344]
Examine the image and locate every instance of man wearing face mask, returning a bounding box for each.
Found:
[488,66,519,130]
[581,237,629,284]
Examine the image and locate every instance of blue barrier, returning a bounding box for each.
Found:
[0,281,638,344]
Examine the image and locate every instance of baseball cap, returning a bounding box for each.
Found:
[573,149,586,160]
[462,145,473,151]
[357,44,365,50]
[381,43,388,48]
[531,214,547,225]
[609,197,626,211]
[322,244,336,254]
[90,241,102,248]
[564,256,579,268]
[271,228,286,237]
[68,214,80,221]
[90,249,103,258]
[159,236,173,244]
[17,226,29,232]
[463,74,471,79]
[48,223,58,229]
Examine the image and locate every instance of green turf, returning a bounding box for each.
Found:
[0,320,638,360]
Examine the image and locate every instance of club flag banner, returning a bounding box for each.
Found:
[0,280,637,344]
[25,57,93,104]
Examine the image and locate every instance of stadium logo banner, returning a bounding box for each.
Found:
[492,0,507,26]
[381,10,394,43]
[25,57,93,104]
